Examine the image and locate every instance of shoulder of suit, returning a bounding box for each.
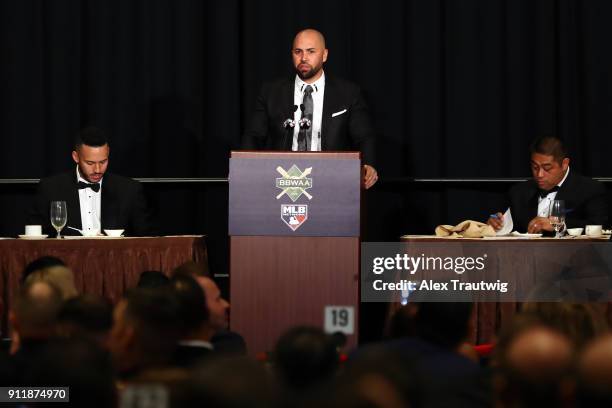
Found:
[261,77,293,91]
[39,172,75,186]
[104,173,142,188]
[509,179,536,196]
[565,171,605,192]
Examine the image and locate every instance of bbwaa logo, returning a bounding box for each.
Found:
[276,165,313,202]
[281,204,308,231]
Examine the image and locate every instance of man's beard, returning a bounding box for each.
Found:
[296,64,321,80]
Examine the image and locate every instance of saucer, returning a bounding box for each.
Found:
[18,234,49,240]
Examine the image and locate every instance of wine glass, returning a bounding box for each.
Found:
[50,201,67,239]
[548,200,566,238]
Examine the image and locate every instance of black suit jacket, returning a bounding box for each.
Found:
[28,172,154,236]
[242,76,376,165]
[508,171,608,232]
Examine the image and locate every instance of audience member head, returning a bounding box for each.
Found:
[170,274,209,337]
[21,255,66,284]
[274,326,338,390]
[173,260,210,278]
[137,270,170,289]
[57,294,113,347]
[24,264,78,300]
[292,29,328,83]
[495,318,574,408]
[414,302,473,351]
[577,334,612,406]
[25,337,116,408]
[108,287,182,376]
[172,262,229,337]
[529,136,569,191]
[173,356,276,408]
[522,302,608,349]
[10,280,63,344]
[330,347,420,408]
[194,276,229,333]
[72,126,109,184]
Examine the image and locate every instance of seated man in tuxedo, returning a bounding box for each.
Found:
[242,28,378,189]
[28,126,154,236]
[488,136,608,234]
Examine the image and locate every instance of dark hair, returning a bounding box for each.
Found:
[137,270,170,289]
[58,294,113,333]
[123,287,182,361]
[274,326,338,389]
[173,261,211,278]
[529,136,568,163]
[74,126,108,149]
[21,256,66,284]
[25,338,116,408]
[171,274,209,334]
[415,302,473,349]
[14,280,63,335]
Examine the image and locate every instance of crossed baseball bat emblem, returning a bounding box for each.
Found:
[276,166,312,199]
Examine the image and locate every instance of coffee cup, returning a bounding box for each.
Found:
[586,225,603,237]
[25,225,42,236]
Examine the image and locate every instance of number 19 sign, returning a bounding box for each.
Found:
[324,306,355,335]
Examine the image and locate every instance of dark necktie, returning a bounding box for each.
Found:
[538,185,559,199]
[78,181,101,192]
[297,85,314,151]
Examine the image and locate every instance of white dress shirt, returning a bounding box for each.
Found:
[292,72,325,151]
[537,167,570,217]
[76,166,102,233]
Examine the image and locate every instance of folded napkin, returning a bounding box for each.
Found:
[435,220,496,238]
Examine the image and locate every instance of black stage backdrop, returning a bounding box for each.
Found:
[2,0,612,338]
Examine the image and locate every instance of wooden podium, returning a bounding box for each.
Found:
[228,151,361,354]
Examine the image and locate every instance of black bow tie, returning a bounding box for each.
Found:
[538,185,559,199]
[77,181,100,192]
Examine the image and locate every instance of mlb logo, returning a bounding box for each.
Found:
[281,204,308,231]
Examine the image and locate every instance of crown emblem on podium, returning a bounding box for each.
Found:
[275,165,313,202]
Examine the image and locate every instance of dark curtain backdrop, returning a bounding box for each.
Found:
[2,0,612,268]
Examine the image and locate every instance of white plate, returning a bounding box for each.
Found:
[63,235,124,239]
[511,232,543,238]
[18,234,49,240]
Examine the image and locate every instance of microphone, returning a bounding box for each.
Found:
[297,104,311,129]
[281,105,299,149]
[282,105,299,129]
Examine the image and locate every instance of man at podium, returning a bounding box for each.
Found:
[243,28,379,189]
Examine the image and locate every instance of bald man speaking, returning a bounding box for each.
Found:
[243,29,378,189]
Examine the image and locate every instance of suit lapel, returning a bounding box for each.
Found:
[282,79,295,150]
[100,174,112,229]
[321,78,335,151]
[69,175,83,230]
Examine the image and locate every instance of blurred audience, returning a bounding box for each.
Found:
[273,326,338,391]
[494,321,574,408]
[171,274,215,368]
[9,257,612,407]
[522,302,608,349]
[137,270,170,289]
[25,337,117,407]
[577,334,612,407]
[21,255,66,283]
[108,287,183,383]
[9,280,63,382]
[173,261,244,355]
[57,294,113,348]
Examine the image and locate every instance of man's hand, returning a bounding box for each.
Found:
[363,165,378,189]
[527,216,553,233]
[487,212,504,231]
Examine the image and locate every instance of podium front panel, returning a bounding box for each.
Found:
[229,155,360,236]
